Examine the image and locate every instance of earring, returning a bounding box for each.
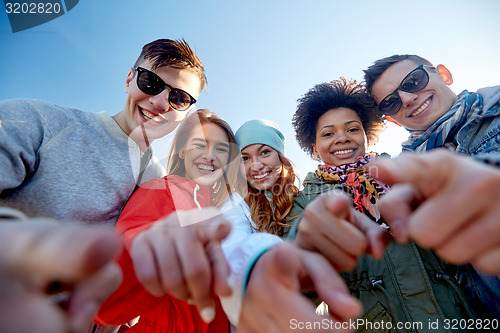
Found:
[179,152,184,159]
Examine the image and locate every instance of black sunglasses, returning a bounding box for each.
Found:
[134,67,197,111]
[377,64,430,116]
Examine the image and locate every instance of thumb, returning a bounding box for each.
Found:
[212,219,232,242]
[323,190,353,221]
[265,243,302,291]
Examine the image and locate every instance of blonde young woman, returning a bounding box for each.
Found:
[96,109,242,333]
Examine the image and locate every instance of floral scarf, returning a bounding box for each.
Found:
[314,153,389,221]
[402,90,483,152]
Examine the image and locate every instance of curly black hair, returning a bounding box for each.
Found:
[292,77,385,158]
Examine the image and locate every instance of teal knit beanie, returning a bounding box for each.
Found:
[235,119,285,155]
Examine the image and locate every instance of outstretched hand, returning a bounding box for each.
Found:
[238,242,362,333]
[0,220,121,333]
[369,149,500,275]
[131,208,232,321]
[295,190,390,272]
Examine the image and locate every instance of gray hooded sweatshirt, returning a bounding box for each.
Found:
[0,99,165,225]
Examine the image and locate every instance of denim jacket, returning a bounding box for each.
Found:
[453,86,500,318]
[456,86,500,165]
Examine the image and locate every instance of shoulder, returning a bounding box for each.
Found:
[0,98,100,131]
[476,86,500,112]
[136,176,171,192]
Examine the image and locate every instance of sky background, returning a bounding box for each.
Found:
[1,0,499,179]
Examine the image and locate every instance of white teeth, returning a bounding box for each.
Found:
[334,149,354,155]
[253,171,270,179]
[141,109,165,123]
[411,99,430,117]
[198,164,214,172]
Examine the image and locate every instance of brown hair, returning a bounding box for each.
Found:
[245,152,299,237]
[363,54,434,96]
[134,38,207,92]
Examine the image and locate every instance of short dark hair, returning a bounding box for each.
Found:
[134,38,207,91]
[292,78,385,158]
[364,54,434,95]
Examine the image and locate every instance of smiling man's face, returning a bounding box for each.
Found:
[371,60,457,131]
[115,59,202,150]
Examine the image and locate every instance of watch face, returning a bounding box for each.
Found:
[5,0,80,33]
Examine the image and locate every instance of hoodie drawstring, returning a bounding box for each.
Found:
[193,184,201,210]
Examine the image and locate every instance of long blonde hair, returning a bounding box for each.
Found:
[166,109,244,207]
[245,152,299,236]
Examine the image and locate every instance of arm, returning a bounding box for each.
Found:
[219,196,283,324]
[0,99,44,194]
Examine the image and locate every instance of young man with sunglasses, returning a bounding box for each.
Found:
[0,38,236,332]
[0,38,204,225]
[364,54,500,318]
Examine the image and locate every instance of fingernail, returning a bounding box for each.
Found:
[186,298,194,304]
[200,306,215,323]
[336,293,355,305]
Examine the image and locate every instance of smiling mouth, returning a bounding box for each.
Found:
[333,149,354,155]
[410,99,431,117]
[198,164,215,172]
[140,108,167,124]
[253,171,270,179]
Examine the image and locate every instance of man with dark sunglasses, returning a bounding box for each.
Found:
[0,38,231,332]
[0,37,205,225]
[364,54,500,318]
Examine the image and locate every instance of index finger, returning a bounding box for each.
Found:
[367,150,452,197]
[0,222,119,284]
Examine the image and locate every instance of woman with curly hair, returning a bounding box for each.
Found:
[288,78,487,331]
[291,77,387,221]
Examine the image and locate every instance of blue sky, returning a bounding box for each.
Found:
[1,0,499,178]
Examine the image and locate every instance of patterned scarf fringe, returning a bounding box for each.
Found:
[315,153,389,221]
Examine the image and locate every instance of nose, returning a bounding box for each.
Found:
[250,159,264,171]
[398,90,418,108]
[202,146,216,162]
[149,89,172,112]
[335,131,350,144]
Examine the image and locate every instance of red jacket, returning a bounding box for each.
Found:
[95,175,229,332]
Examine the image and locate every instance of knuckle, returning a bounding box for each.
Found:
[185,262,209,282]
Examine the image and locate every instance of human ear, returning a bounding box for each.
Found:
[437,64,453,85]
[312,144,320,160]
[125,67,134,93]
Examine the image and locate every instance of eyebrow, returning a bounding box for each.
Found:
[320,120,362,131]
[192,137,230,147]
[241,144,267,156]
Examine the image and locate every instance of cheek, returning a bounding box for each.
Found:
[168,111,188,122]
[316,141,330,156]
[242,164,252,181]
[272,165,283,181]
[218,153,230,169]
